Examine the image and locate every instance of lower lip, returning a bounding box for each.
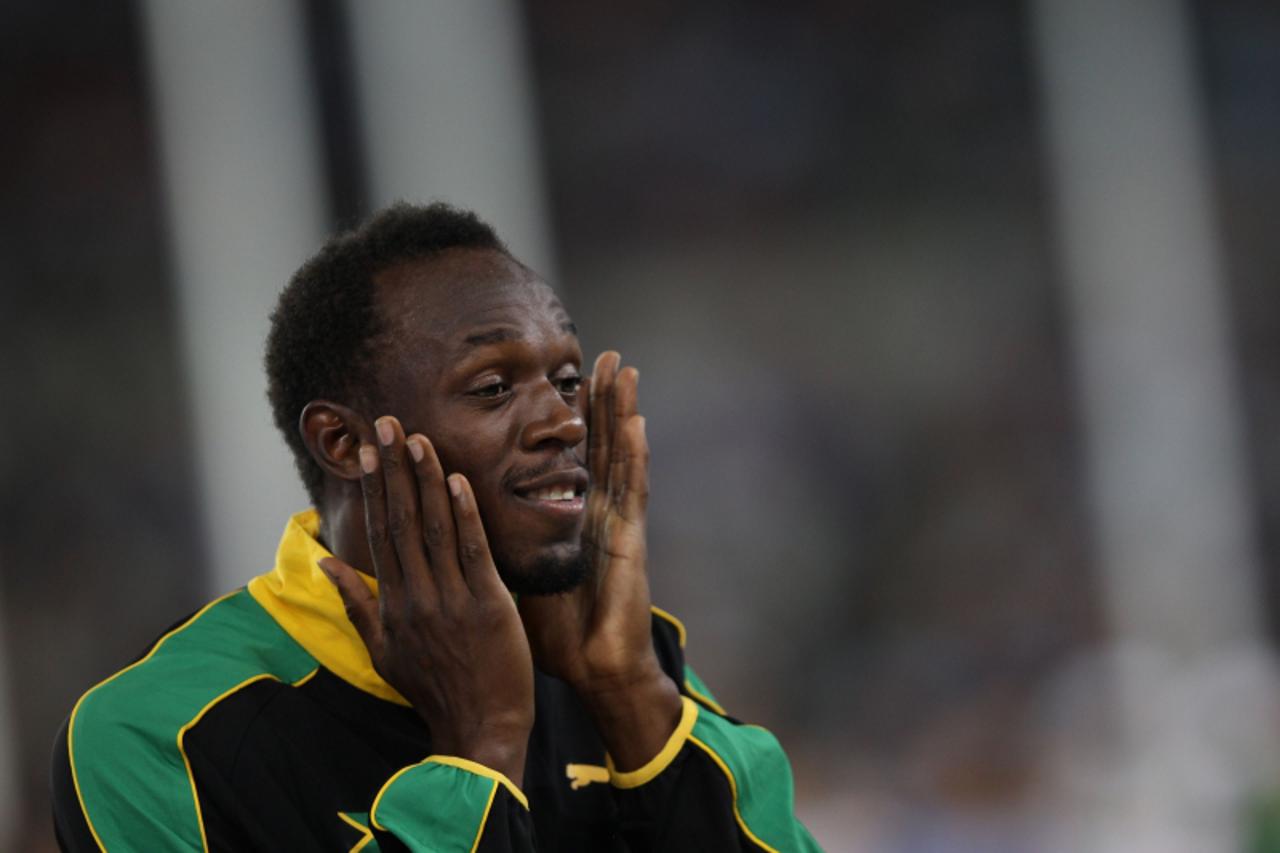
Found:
[515,495,586,518]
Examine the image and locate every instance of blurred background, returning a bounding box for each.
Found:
[3,1,1280,850]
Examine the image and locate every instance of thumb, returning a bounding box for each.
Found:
[318,557,385,661]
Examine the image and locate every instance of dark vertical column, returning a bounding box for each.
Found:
[302,0,371,230]
[0,3,207,846]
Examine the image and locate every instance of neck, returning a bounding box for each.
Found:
[319,480,375,578]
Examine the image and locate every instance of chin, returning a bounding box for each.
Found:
[498,543,590,596]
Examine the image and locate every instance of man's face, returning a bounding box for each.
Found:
[369,248,588,594]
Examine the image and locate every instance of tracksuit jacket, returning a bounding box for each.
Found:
[52,510,821,851]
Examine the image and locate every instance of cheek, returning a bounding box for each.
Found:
[430,422,510,486]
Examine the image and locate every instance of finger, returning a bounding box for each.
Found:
[574,369,591,432]
[446,474,504,599]
[376,416,434,597]
[358,440,404,598]
[574,372,591,470]
[407,434,466,599]
[318,557,386,662]
[588,351,620,488]
[616,415,649,523]
[609,367,639,502]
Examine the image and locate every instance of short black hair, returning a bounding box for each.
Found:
[265,201,508,508]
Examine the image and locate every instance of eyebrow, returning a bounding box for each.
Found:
[464,328,519,347]
[463,322,578,348]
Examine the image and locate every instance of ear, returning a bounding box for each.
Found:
[299,400,371,482]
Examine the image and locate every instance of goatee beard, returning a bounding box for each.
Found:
[501,550,591,597]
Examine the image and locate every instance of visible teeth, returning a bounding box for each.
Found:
[531,486,575,501]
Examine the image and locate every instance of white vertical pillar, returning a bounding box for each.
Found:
[344,0,555,279]
[1031,0,1278,850]
[140,1,322,591]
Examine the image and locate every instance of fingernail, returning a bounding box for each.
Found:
[359,444,377,473]
[448,474,463,499]
[376,418,393,446]
[408,438,424,463]
[317,558,335,580]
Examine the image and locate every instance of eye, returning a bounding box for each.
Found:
[470,380,510,399]
[555,374,583,396]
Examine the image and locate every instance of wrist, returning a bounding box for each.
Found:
[436,723,530,785]
[580,668,683,772]
[448,744,527,787]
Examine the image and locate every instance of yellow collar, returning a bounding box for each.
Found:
[247,510,409,705]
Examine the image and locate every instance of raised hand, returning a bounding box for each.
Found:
[319,416,534,782]
[519,352,682,770]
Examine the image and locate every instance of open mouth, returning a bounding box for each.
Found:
[511,468,589,515]
[522,485,584,502]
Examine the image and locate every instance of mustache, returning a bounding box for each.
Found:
[500,453,589,491]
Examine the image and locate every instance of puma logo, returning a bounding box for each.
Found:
[566,763,609,790]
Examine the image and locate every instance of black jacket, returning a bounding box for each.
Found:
[52,511,820,851]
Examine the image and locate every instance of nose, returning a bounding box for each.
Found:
[520,381,587,450]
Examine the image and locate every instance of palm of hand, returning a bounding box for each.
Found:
[520,352,659,695]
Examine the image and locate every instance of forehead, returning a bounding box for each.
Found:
[371,248,572,366]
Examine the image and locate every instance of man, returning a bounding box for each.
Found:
[52,203,819,851]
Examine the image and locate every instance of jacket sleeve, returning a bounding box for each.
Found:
[50,703,213,853]
[53,682,539,853]
[369,756,534,852]
[51,717,107,853]
[53,710,536,853]
[609,610,823,852]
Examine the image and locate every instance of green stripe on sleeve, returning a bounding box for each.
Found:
[68,590,317,851]
[370,758,512,851]
[683,665,728,715]
[689,710,824,852]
